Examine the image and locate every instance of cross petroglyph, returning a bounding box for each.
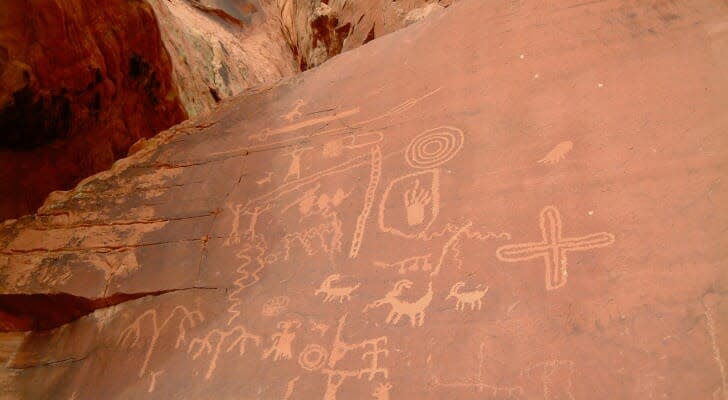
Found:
[495,206,615,290]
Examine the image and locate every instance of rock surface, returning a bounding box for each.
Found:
[0,0,187,221]
[2,0,728,399]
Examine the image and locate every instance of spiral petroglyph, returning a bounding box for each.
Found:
[405,126,464,169]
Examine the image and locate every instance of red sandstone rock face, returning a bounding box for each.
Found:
[0,0,187,221]
[2,0,728,399]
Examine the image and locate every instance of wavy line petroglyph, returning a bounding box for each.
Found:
[315,274,361,303]
[227,235,273,325]
[349,146,382,258]
[495,206,615,290]
[363,279,434,327]
[538,141,573,165]
[405,126,465,169]
[188,326,261,380]
[446,282,489,311]
[378,169,440,239]
[262,296,290,317]
[117,306,204,377]
[262,320,301,361]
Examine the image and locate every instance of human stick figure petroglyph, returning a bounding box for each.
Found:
[297,314,389,400]
[538,141,573,165]
[262,320,301,361]
[446,282,489,311]
[224,202,271,245]
[363,279,434,327]
[495,206,615,290]
[283,99,306,122]
[188,326,261,380]
[284,146,314,182]
[117,306,204,377]
[315,274,361,303]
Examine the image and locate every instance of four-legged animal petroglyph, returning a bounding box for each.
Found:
[283,99,306,122]
[538,141,573,165]
[364,279,434,327]
[188,326,262,380]
[315,274,361,303]
[262,320,301,361]
[446,282,489,311]
[495,206,615,290]
[118,306,204,377]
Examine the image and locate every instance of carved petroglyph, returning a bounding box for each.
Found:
[323,369,359,400]
[262,320,301,361]
[299,344,329,371]
[704,304,728,400]
[404,179,432,227]
[284,146,314,182]
[224,203,271,245]
[283,376,300,400]
[315,274,361,303]
[256,172,274,186]
[311,321,330,336]
[251,107,361,142]
[228,235,272,325]
[379,169,440,239]
[349,146,383,258]
[433,343,524,397]
[323,131,384,158]
[364,279,434,327]
[447,282,489,311]
[374,254,433,274]
[188,326,262,380]
[283,99,306,122]
[521,360,576,400]
[496,206,615,290]
[372,382,392,400]
[262,296,290,317]
[148,370,164,393]
[117,306,204,377]
[538,141,573,165]
[282,213,343,261]
[405,126,464,169]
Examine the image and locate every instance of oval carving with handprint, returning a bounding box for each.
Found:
[377,169,440,239]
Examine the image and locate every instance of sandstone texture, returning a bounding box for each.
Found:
[0,0,450,221]
[2,0,728,399]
